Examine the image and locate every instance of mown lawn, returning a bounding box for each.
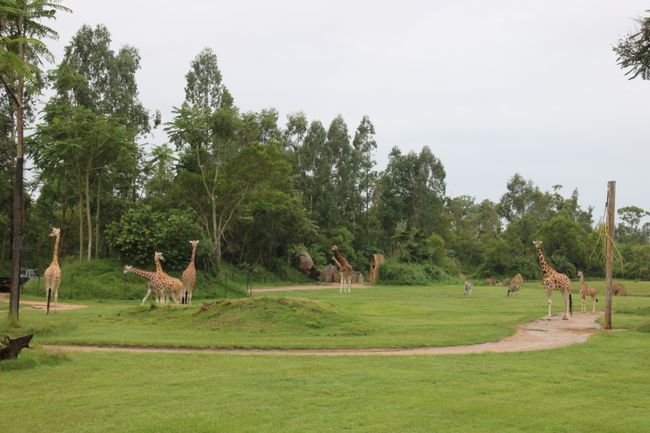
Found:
[1,281,649,432]
[2,281,650,349]
[0,329,649,433]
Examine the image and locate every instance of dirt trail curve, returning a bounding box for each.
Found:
[253,283,369,294]
[0,293,87,311]
[43,312,603,357]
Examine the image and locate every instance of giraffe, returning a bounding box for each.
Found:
[533,240,572,320]
[153,252,184,304]
[43,227,62,314]
[577,271,598,313]
[181,240,199,305]
[331,245,352,293]
[123,265,163,305]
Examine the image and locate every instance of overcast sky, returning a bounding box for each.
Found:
[44,0,650,223]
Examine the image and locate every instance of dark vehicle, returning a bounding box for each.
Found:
[0,276,30,293]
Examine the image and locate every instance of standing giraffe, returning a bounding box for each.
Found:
[181,240,199,305]
[577,271,598,313]
[123,265,163,305]
[331,245,352,293]
[153,252,184,304]
[533,240,572,320]
[43,227,62,314]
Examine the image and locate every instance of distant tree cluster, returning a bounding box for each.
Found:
[1,16,649,286]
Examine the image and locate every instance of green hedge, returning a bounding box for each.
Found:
[378,260,457,285]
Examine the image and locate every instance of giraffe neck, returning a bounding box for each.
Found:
[334,251,351,270]
[155,256,163,273]
[190,244,197,268]
[128,267,155,280]
[535,246,553,276]
[51,234,60,266]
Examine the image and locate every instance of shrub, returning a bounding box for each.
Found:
[378,260,429,285]
[105,205,203,270]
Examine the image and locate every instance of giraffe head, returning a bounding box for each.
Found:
[49,227,61,237]
[532,240,542,249]
[577,271,584,279]
[190,240,199,247]
[123,265,133,274]
[331,245,338,252]
[155,252,164,261]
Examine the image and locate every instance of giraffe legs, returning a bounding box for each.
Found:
[54,288,58,313]
[141,288,153,306]
[592,297,596,313]
[562,291,570,320]
[547,296,552,319]
[581,296,586,313]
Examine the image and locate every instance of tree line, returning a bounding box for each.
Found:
[3,9,650,315]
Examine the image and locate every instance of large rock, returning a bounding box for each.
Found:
[294,251,320,280]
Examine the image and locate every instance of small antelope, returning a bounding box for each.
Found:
[464,281,473,296]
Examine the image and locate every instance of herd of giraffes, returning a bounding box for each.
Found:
[123,241,199,306]
[41,227,597,319]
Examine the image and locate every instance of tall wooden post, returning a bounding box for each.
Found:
[604,181,616,330]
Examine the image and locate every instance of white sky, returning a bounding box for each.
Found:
[43,0,650,222]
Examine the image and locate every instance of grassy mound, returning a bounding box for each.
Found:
[126,297,371,336]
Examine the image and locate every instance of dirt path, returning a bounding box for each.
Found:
[43,312,603,357]
[253,283,369,294]
[0,293,87,311]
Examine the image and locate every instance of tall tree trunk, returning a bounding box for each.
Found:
[95,175,101,258]
[79,192,84,260]
[8,27,24,321]
[210,194,221,268]
[85,169,92,260]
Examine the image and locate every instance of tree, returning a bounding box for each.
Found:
[375,146,446,253]
[31,24,150,261]
[167,48,254,270]
[0,0,69,321]
[614,10,650,80]
[617,206,650,244]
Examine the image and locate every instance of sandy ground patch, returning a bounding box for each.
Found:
[0,292,87,312]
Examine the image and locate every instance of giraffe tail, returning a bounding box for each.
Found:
[569,294,573,316]
[46,288,52,315]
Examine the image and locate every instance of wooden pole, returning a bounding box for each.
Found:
[604,181,616,330]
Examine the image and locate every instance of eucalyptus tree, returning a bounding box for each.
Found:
[374,146,447,254]
[351,115,377,246]
[31,24,150,260]
[166,48,240,269]
[0,0,69,320]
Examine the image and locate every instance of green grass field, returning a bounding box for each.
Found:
[1,281,650,432]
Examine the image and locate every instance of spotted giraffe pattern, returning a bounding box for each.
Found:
[181,240,199,305]
[577,271,598,313]
[123,265,163,305]
[153,252,184,304]
[331,245,352,293]
[533,240,572,320]
[43,228,61,313]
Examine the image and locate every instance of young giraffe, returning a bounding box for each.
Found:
[577,271,598,313]
[153,252,184,304]
[533,240,572,320]
[181,240,199,305]
[43,227,62,314]
[331,245,352,293]
[123,265,163,305]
